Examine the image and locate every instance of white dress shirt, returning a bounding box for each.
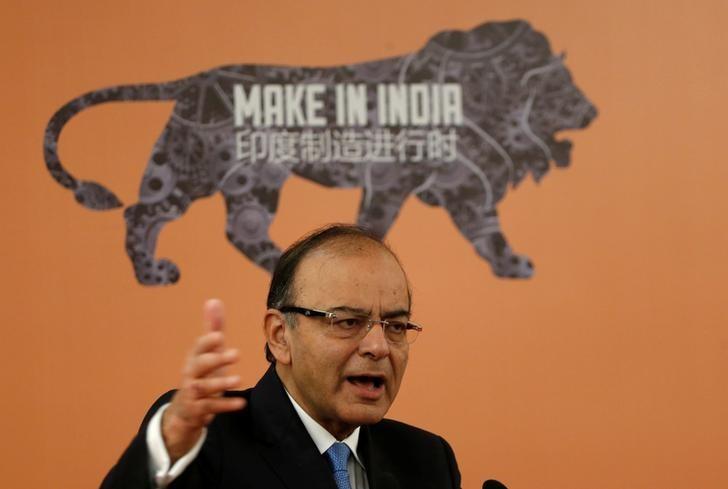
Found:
[285,391,369,489]
[147,392,369,489]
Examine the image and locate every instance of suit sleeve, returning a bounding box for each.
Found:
[99,391,175,489]
[101,391,209,489]
[147,403,208,486]
[100,390,227,489]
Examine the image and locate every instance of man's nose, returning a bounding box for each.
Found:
[358,321,391,359]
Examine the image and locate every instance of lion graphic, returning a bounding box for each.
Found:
[44,20,597,285]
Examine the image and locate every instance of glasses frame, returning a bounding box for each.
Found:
[278,305,423,344]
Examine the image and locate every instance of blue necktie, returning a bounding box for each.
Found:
[325,442,352,489]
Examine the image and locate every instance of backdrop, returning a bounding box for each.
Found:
[2,1,727,488]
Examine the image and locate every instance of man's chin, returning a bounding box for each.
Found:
[339,402,390,427]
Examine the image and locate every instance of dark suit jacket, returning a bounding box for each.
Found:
[101,366,461,489]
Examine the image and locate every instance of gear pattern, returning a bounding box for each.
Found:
[44,20,597,285]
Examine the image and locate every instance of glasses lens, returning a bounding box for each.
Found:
[329,314,368,338]
[405,323,420,344]
[383,321,409,344]
[328,314,421,344]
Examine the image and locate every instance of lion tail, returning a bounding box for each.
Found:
[43,82,180,210]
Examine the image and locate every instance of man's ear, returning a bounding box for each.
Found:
[264,309,292,365]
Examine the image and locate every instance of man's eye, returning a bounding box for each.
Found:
[387,322,407,334]
[334,317,365,329]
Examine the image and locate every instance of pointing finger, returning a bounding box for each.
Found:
[203,299,225,334]
[190,331,225,356]
[188,375,241,398]
[186,349,239,379]
[195,397,247,417]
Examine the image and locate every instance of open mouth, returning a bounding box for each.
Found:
[549,137,573,167]
[347,375,384,391]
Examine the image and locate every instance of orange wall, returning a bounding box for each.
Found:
[1,1,727,488]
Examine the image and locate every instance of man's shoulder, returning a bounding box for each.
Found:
[366,418,460,484]
[370,417,450,447]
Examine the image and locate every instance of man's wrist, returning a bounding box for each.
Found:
[147,403,208,488]
[161,408,204,463]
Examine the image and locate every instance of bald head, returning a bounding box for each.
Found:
[264,224,411,362]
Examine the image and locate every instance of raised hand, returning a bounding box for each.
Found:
[161,299,246,462]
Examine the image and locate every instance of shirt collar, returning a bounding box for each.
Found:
[285,389,365,468]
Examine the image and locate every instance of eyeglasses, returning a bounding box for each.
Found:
[278,306,422,345]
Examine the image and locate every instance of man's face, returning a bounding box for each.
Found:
[278,242,411,439]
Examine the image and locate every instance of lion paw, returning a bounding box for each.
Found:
[492,253,534,279]
[135,258,180,285]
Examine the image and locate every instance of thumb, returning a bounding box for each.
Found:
[202,298,225,333]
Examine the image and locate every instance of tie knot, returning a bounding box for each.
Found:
[325,442,351,472]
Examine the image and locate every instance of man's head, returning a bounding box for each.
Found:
[263,224,413,439]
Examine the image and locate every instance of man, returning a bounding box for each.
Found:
[101,224,461,489]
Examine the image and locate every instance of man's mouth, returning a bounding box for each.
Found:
[346,375,385,392]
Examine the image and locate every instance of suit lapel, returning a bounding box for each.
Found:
[359,425,401,489]
[249,366,338,489]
